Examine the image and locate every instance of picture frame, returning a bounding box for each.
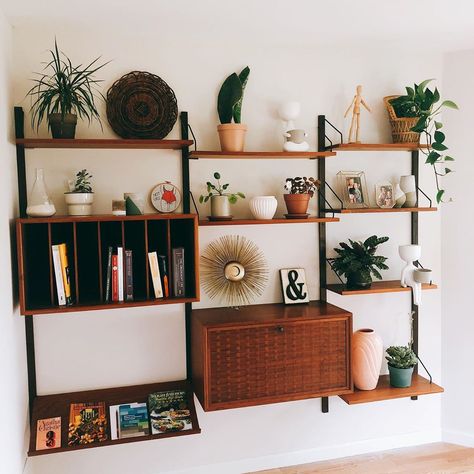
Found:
[375,182,395,209]
[336,171,369,209]
[280,268,310,304]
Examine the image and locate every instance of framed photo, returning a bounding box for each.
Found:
[280,268,310,304]
[336,171,369,209]
[375,182,395,208]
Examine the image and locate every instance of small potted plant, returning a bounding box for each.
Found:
[385,345,418,388]
[28,40,108,138]
[217,66,250,152]
[283,177,319,216]
[199,172,245,220]
[65,169,94,216]
[329,235,389,289]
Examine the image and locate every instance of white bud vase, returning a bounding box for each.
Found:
[400,175,417,207]
[393,182,406,208]
[249,196,278,220]
[352,328,383,390]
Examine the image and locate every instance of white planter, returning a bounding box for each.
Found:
[400,175,417,207]
[211,195,231,217]
[65,193,94,216]
[249,196,278,220]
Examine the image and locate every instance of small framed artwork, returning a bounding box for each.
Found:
[150,181,182,213]
[375,182,395,208]
[336,171,369,209]
[280,268,310,304]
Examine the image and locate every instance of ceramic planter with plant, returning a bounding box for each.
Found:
[199,172,245,220]
[28,40,108,138]
[385,345,418,388]
[283,177,319,217]
[329,235,389,289]
[217,66,250,152]
[387,80,458,203]
[65,169,94,216]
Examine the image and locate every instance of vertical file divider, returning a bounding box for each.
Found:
[47,223,54,306]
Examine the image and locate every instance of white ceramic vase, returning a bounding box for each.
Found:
[400,175,417,207]
[352,328,383,391]
[64,193,94,216]
[211,195,231,217]
[393,182,406,208]
[249,196,278,220]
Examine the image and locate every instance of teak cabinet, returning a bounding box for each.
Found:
[192,301,353,411]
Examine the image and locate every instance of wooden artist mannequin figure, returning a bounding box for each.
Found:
[344,85,371,143]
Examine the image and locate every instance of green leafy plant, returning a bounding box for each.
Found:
[199,172,245,204]
[329,235,389,284]
[284,177,320,196]
[217,66,250,124]
[27,39,109,130]
[389,79,458,203]
[386,345,418,369]
[69,169,93,193]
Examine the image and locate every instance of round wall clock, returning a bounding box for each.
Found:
[151,181,182,213]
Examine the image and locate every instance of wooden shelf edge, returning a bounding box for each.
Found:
[199,217,339,226]
[323,207,437,214]
[326,280,438,296]
[329,143,428,152]
[17,213,198,224]
[339,374,444,405]
[189,150,336,159]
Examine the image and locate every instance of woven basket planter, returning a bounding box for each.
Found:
[384,95,420,144]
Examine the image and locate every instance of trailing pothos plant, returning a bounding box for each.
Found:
[390,79,458,203]
[199,172,245,204]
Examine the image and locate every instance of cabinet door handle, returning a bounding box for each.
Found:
[276,326,284,333]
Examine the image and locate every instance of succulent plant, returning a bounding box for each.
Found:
[199,172,245,204]
[217,67,250,124]
[69,169,93,193]
[386,345,418,369]
[284,177,320,196]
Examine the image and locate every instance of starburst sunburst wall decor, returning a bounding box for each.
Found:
[201,235,269,307]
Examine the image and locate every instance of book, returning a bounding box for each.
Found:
[105,246,113,302]
[58,243,72,305]
[117,247,124,302]
[112,254,118,302]
[148,252,163,298]
[68,402,107,446]
[52,245,66,306]
[125,249,133,301]
[148,390,192,435]
[118,403,149,439]
[158,254,169,298]
[36,417,61,450]
[172,247,185,297]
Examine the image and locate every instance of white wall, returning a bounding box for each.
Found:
[441,50,474,446]
[0,9,29,474]
[11,24,444,474]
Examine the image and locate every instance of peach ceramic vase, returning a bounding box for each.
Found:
[352,328,383,390]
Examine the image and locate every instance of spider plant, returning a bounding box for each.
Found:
[27,39,109,134]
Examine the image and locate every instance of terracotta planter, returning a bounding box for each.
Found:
[352,328,383,390]
[283,194,310,214]
[217,123,247,152]
[49,113,77,139]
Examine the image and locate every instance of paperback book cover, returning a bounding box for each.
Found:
[58,243,73,305]
[109,402,150,440]
[51,245,66,306]
[68,402,108,446]
[117,247,124,302]
[158,254,169,298]
[148,252,163,298]
[36,417,61,450]
[105,246,113,302]
[172,247,185,297]
[112,254,118,302]
[125,249,134,301]
[148,390,192,435]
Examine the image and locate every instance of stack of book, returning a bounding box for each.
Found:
[52,243,73,306]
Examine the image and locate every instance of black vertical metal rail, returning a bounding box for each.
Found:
[180,112,193,381]
[317,115,329,414]
[14,106,37,419]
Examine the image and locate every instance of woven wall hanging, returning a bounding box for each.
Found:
[106,71,178,139]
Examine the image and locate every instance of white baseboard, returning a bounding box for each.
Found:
[443,429,474,447]
[164,429,442,474]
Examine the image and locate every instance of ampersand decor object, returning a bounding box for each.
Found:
[280,268,310,304]
[201,235,268,307]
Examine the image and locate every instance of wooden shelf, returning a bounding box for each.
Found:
[330,143,426,151]
[199,217,339,226]
[339,374,443,405]
[16,138,193,150]
[189,150,336,159]
[28,380,200,456]
[323,207,437,214]
[326,280,438,296]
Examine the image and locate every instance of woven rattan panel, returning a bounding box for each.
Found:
[208,320,348,405]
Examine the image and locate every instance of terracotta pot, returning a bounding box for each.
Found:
[217,123,247,152]
[283,194,310,214]
[352,328,383,390]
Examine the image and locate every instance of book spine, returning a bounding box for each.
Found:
[117,247,124,302]
[58,243,72,305]
[148,252,163,298]
[105,246,113,302]
[52,245,66,306]
[112,254,118,302]
[172,247,185,297]
[125,250,133,301]
[157,255,169,298]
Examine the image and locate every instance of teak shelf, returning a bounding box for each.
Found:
[326,280,438,296]
[339,375,444,405]
[28,380,200,456]
[322,207,437,214]
[329,143,427,151]
[189,150,336,159]
[199,217,339,226]
[16,138,193,150]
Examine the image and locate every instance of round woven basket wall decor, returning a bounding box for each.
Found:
[106,71,178,139]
